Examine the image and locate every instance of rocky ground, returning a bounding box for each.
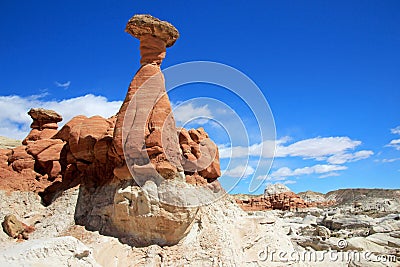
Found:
[0,187,298,266]
[0,185,398,266]
[233,185,400,266]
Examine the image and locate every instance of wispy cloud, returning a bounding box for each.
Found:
[219,136,373,164]
[258,164,347,181]
[55,81,71,89]
[386,126,400,151]
[276,137,363,159]
[326,150,374,164]
[219,136,373,183]
[380,158,400,163]
[0,94,121,139]
[391,126,400,135]
[282,180,297,185]
[386,139,400,151]
[223,164,255,178]
[173,102,213,126]
[319,172,340,178]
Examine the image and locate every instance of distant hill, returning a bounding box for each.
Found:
[299,188,400,204]
[299,188,400,213]
[233,187,400,213]
[325,188,400,204]
[0,136,21,149]
[297,190,326,203]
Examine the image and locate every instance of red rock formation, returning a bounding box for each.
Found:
[0,110,116,202]
[235,184,335,211]
[0,14,222,246]
[178,127,221,189]
[110,15,183,183]
[0,13,221,198]
[236,192,309,212]
[73,15,222,246]
[0,146,44,192]
[23,108,62,145]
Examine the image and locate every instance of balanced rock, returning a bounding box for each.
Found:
[74,14,222,246]
[111,14,183,182]
[23,108,62,145]
[0,14,223,247]
[125,14,179,48]
[28,108,62,127]
[106,14,197,245]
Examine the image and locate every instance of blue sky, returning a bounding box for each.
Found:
[0,0,399,194]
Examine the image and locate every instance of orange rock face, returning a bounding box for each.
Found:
[0,110,114,202]
[0,15,221,212]
[0,14,223,246]
[179,128,221,183]
[23,108,62,145]
[110,33,183,182]
[0,84,220,203]
[236,191,335,212]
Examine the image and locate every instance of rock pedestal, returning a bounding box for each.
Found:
[75,14,222,246]
[111,15,182,183]
[0,14,223,247]
[23,108,62,145]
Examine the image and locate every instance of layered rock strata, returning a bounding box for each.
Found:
[0,14,223,246]
[23,108,62,145]
[235,184,335,211]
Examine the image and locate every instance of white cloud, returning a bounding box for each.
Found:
[319,172,340,178]
[223,164,255,178]
[0,94,122,139]
[259,164,347,180]
[385,126,400,151]
[391,126,400,135]
[55,81,71,89]
[386,139,400,151]
[276,137,361,158]
[256,174,286,182]
[219,136,372,164]
[282,180,297,185]
[381,158,400,163]
[218,138,285,159]
[327,150,374,164]
[173,103,213,126]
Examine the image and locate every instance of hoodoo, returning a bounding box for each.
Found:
[75,14,224,246]
[0,14,223,246]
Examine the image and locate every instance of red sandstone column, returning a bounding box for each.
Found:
[110,15,182,182]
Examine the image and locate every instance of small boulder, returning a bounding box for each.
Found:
[316,225,331,240]
[2,215,25,239]
[302,214,317,226]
